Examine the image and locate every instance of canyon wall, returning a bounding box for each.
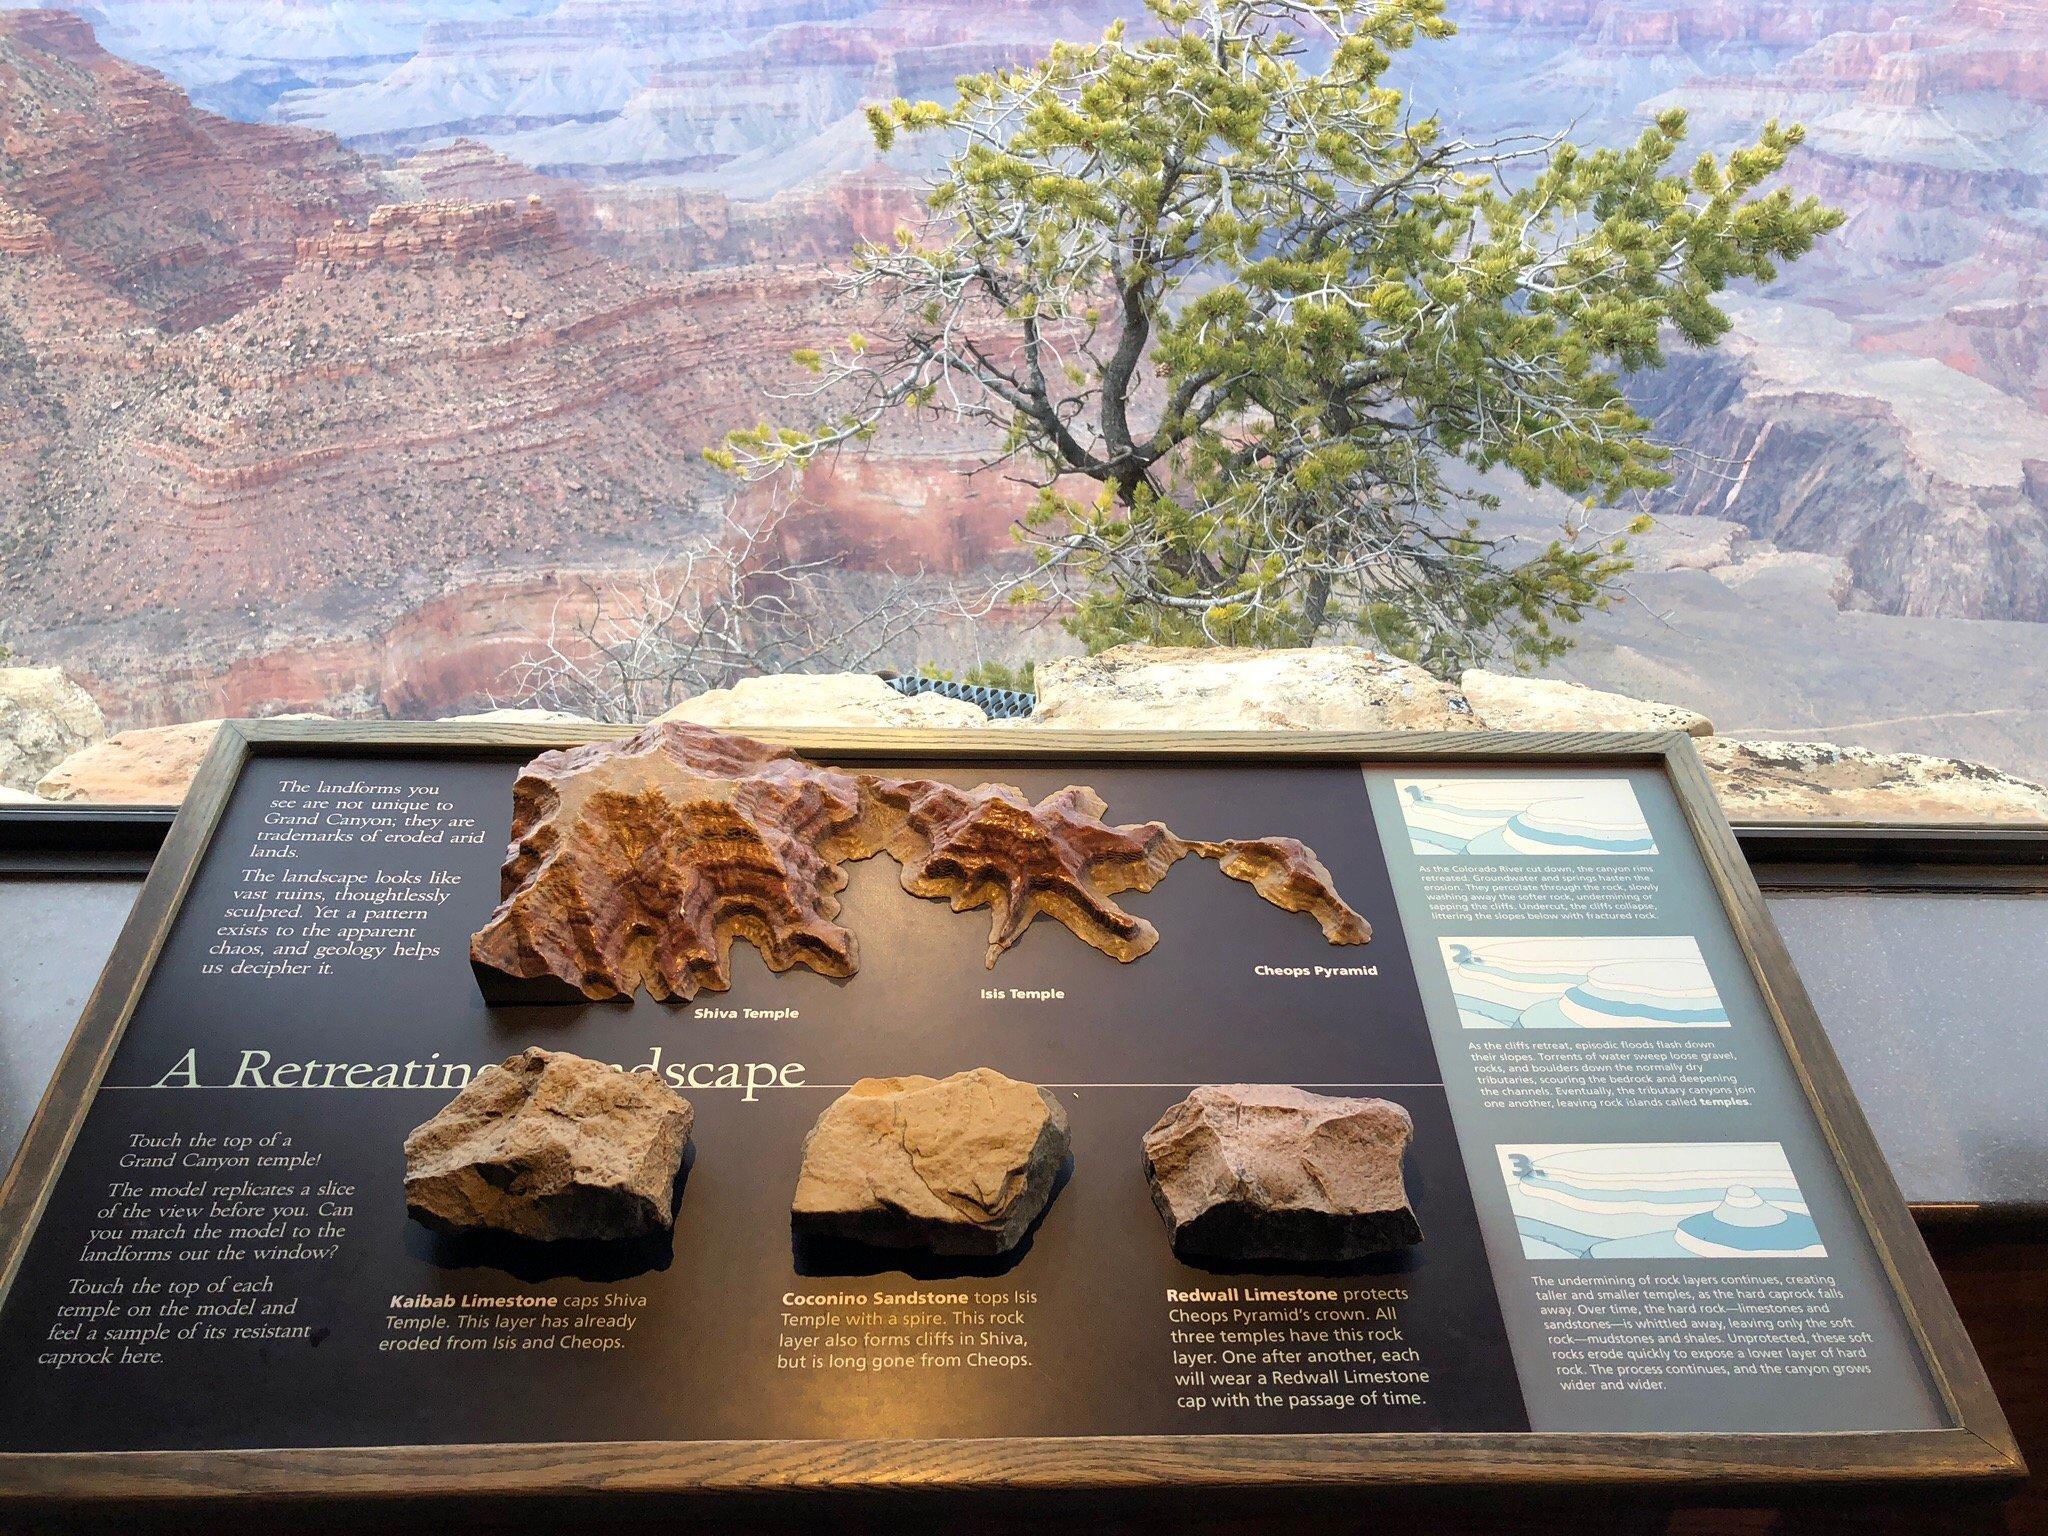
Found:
[0,9,1028,724]
[2,1,2046,781]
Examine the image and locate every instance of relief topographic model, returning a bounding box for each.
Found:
[469,722,1370,1002]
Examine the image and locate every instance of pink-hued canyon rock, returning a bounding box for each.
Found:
[792,1069,1070,1256]
[1144,1085,1422,1263]
[34,720,235,804]
[23,647,2048,825]
[34,715,330,804]
[8,2,2048,792]
[403,1048,693,1243]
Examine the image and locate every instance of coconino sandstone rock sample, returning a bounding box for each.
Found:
[1144,1085,1421,1263]
[0,666,105,793]
[792,1069,1070,1255]
[403,1047,693,1242]
[470,721,1369,1002]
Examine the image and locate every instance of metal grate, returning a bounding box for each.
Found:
[880,673,1037,720]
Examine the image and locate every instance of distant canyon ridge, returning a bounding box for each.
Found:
[1,0,2045,778]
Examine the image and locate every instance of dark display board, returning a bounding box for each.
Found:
[0,723,2020,1506]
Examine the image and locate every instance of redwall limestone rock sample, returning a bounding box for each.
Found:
[1143,1085,1420,1263]
[471,721,1372,1002]
[791,1069,1070,1255]
[403,1047,693,1241]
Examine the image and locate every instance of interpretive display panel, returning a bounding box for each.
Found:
[0,723,2019,1505]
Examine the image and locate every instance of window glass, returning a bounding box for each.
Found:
[1,2,2042,816]
[1767,890,2048,1210]
[0,880,139,1172]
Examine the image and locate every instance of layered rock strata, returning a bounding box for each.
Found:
[403,1047,693,1242]
[469,721,1370,1002]
[791,1069,1070,1256]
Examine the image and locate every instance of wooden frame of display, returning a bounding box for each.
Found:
[0,721,2024,1506]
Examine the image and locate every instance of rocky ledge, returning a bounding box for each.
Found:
[13,645,2048,825]
[0,668,105,793]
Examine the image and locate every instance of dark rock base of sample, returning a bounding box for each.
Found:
[1143,1084,1421,1263]
[404,1047,693,1242]
[792,1068,1070,1256]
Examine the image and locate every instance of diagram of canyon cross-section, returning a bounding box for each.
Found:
[1498,1143,1826,1260]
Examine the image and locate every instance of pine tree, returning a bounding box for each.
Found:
[711,0,1842,673]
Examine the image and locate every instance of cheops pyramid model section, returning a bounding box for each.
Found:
[1441,937,1729,1031]
[1499,1143,1824,1261]
[1396,778,1656,858]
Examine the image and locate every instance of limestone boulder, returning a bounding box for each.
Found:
[404,1047,693,1242]
[1144,1084,1421,1263]
[659,673,985,730]
[36,714,330,804]
[1028,645,1476,732]
[1460,670,1713,737]
[1698,738,2048,825]
[792,1068,1070,1255]
[0,784,45,804]
[441,707,592,724]
[0,667,106,792]
[37,721,224,804]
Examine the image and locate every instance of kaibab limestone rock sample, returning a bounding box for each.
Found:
[1144,1085,1421,1263]
[403,1048,693,1242]
[792,1069,1070,1255]
[470,721,1370,1002]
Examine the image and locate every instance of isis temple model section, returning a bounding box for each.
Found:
[470,722,1371,1003]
